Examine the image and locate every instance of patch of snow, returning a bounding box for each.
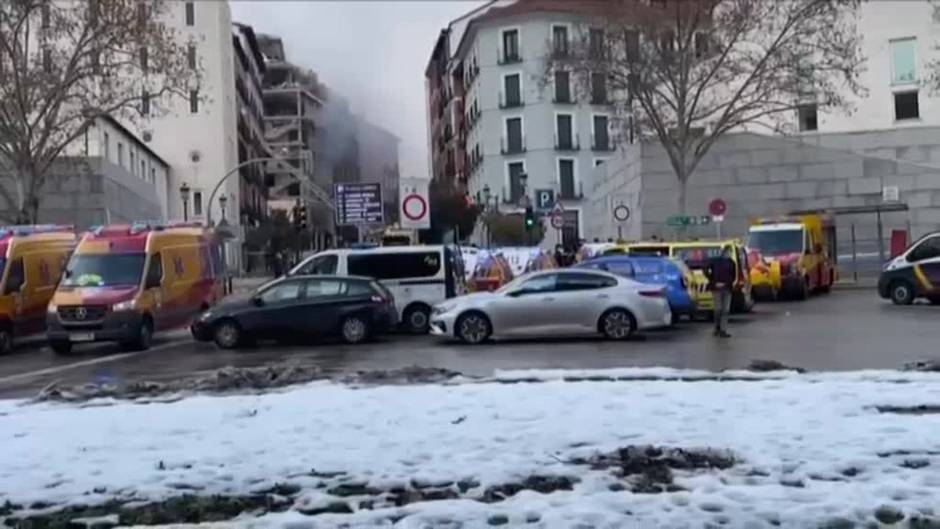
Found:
[2,369,940,527]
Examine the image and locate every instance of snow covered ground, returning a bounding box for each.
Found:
[3,368,940,528]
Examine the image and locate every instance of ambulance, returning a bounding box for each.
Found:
[0,226,76,353]
[746,214,836,300]
[46,222,224,354]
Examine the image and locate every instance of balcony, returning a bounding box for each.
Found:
[498,48,523,65]
[502,186,526,205]
[591,92,610,105]
[553,92,575,105]
[554,132,580,151]
[591,133,615,152]
[557,180,584,200]
[499,91,524,109]
[500,135,526,155]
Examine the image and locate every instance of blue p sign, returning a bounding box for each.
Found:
[535,189,554,212]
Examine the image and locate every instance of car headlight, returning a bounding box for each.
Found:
[47,302,57,314]
[112,299,136,311]
[434,303,456,315]
[199,310,213,321]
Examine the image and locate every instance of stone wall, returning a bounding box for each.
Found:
[585,143,642,242]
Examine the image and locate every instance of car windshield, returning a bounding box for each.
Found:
[632,260,664,275]
[61,253,146,287]
[674,247,722,269]
[748,229,804,255]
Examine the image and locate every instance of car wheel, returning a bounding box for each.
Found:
[795,277,810,301]
[213,319,242,349]
[122,317,153,351]
[890,281,915,305]
[599,309,636,340]
[456,311,491,345]
[403,304,431,334]
[50,340,73,356]
[0,327,12,355]
[341,315,370,344]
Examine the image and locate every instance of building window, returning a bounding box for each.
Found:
[890,38,916,85]
[625,30,640,62]
[552,25,569,57]
[103,132,110,160]
[559,159,576,199]
[594,159,606,167]
[593,115,610,150]
[695,32,710,58]
[141,90,150,116]
[150,166,156,184]
[502,73,521,107]
[189,90,199,113]
[129,151,136,175]
[187,44,197,69]
[508,162,525,203]
[117,142,124,168]
[504,117,524,154]
[894,90,919,120]
[797,104,818,131]
[501,29,520,63]
[41,3,51,29]
[555,114,574,150]
[140,159,146,180]
[589,28,605,59]
[140,46,148,71]
[591,72,607,104]
[184,1,195,26]
[554,70,571,103]
[193,191,203,216]
[42,47,52,73]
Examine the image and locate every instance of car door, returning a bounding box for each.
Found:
[240,279,305,338]
[554,272,618,332]
[297,278,350,335]
[486,273,560,336]
[907,236,940,295]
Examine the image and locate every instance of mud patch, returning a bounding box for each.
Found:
[875,404,940,415]
[571,445,736,493]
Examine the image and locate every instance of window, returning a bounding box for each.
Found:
[137,1,148,29]
[141,91,150,116]
[552,25,569,56]
[3,258,24,294]
[503,73,521,107]
[591,72,607,104]
[42,47,52,73]
[259,280,303,304]
[907,237,940,262]
[140,159,146,180]
[557,272,616,291]
[103,132,110,160]
[184,1,195,26]
[694,32,709,58]
[346,280,378,297]
[890,38,917,85]
[117,142,124,167]
[625,30,640,62]
[593,115,610,150]
[145,253,163,288]
[515,274,557,294]
[296,254,338,275]
[347,252,442,280]
[505,117,523,153]
[600,261,635,278]
[303,279,344,297]
[87,0,98,27]
[63,254,145,287]
[150,166,156,184]
[189,89,199,113]
[187,44,197,70]
[508,161,526,202]
[798,104,818,131]
[894,91,919,120]
[41,3,51,29]
[129,151,136,175]
[594,159,606,167]
[554,70,571,103]
[140,47,149,71]
[589,28,605,58]
[502,29,520,63]
[559,159,576,198]
[192,191,203,216]
[556,114,573,149]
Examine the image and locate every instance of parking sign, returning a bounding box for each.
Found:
[534,189,554,213]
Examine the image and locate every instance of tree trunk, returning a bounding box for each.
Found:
[677,176,689,215]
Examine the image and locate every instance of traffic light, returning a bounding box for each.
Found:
[297,205,308,229]
[524,205,535,230]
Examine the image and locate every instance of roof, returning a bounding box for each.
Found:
[98,115,169,168]
[233,23,266,73]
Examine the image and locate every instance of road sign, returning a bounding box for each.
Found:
[334,183,384,226]
[534,189,555,213]
[613,204,631,223]
[667,215,711,227]
[708,198,727,217]
[399,178,430,229]
[551,213,565,229]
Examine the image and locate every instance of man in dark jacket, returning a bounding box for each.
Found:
[705,246,736,338]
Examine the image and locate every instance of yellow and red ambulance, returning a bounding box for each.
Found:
[46,222,224,354]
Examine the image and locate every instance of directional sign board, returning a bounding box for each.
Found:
[666,215,711,227]
[334,183,384,226]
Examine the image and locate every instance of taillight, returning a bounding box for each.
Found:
[639,289,666,298]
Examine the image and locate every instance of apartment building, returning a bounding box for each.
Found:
[232,23,268,229]
[426,0,621,247]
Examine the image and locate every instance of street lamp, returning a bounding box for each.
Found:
[218,194,228,223]
[179,182,191,222]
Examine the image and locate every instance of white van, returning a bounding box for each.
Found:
[289,245,466,333]
[878,231,940,305]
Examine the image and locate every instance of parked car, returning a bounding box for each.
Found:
[192,275,397,348]
[879,231,940,305]
[430,269,672,344]
[289,245,466,333]
[577,256,696,323]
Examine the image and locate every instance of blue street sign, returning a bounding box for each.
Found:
[534,189,555,213]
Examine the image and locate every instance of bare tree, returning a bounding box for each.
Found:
[543,0,865,213]
[0,0,198,223]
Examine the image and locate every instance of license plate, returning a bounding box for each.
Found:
[69,332,94,342]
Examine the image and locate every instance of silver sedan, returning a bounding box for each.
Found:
[430,269,672,344]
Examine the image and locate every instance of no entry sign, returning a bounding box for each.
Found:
[399,178,431,229]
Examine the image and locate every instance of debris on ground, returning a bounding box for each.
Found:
[746,359,807,373]
[571,445,736,493]
[339,365,463,385]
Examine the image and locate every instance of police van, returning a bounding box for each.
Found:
[289,245,466,333]
[878,231,940,305]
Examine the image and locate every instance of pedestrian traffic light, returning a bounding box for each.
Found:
[524,205,535,230]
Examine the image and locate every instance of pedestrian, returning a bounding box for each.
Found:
[705,245,736,338]
[554,244,565,267]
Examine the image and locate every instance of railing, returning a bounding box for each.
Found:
[498,46,523,65]
[553,92,574,104]
[554,132,580,151]
[558,180,584,200]
[499,91,524,109]
[591,133,614,151]
[500,135,526,155]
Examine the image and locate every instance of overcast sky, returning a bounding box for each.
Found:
[230,1,481,180]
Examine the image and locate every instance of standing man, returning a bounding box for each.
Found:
[705,245,736,338]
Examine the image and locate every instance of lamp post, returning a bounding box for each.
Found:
[482,184,494,247]
[179,182,191,222]
[219,194,228,223]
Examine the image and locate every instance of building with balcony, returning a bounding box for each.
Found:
[232,23,268,230]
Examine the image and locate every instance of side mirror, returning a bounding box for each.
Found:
[251,295,264,307]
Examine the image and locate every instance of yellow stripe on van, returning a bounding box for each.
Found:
[914,265,933,291]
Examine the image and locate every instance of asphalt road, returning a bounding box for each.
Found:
[0,288,937,398]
